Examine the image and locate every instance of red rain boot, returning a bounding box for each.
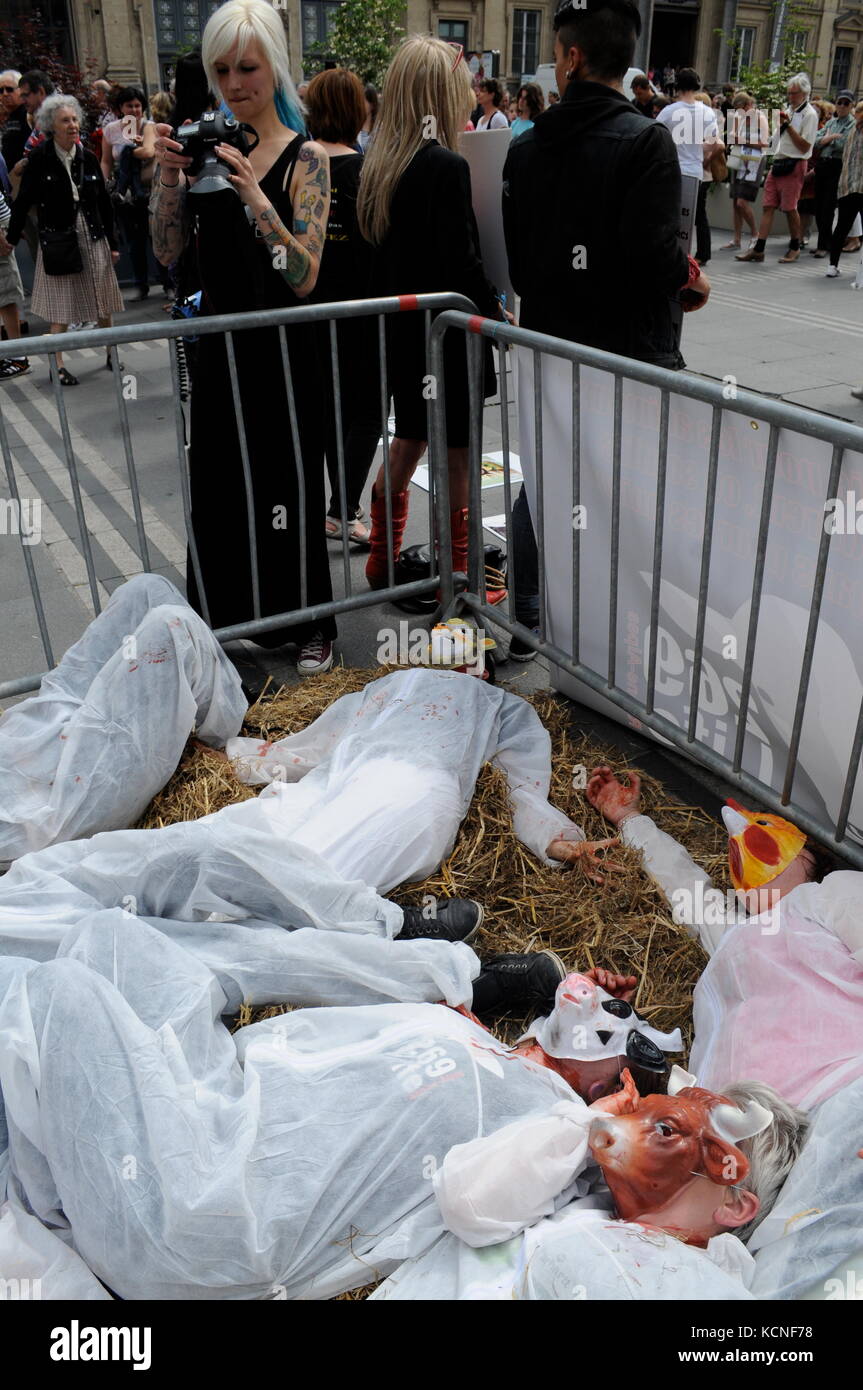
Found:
[365,487,410,589]
[449,507,507,606]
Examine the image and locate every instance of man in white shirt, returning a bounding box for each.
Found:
[654,66,723,265]
[737,72,818,264]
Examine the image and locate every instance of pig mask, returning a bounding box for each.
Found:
[721,798,806,893]
[589,1065,773,1239]
[521,972,683,1070]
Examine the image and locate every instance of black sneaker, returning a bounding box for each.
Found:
[397,898,484,944]
[471,950,566,1017]
[507,627,539,662]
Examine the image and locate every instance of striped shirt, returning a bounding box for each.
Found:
[839,122,863,198]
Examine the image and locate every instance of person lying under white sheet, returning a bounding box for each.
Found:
[0,914,677,1300]
[585,766,863,1113]
[0,574,246,867]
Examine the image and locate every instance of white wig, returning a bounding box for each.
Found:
[722,1079,809,1243]
[38,93,84,134]
[201,0,304,131]
[789,72,811,96]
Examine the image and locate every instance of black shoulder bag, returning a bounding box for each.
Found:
[39,150,84,276]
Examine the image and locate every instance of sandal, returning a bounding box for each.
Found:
[325,515,371,546]
[57,367,79,386]
[720,240,740,250]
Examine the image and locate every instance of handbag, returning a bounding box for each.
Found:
[709,149,728,183]
[771,156,800,178]
[39,226,83,276]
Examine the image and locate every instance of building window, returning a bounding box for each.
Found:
[512,9,541,78]
[439,19,469,46]
[301,1,343,56]
[786,28,810,60]
[154,0,220,51]
[729,25,756,81]
[831,46,854,93]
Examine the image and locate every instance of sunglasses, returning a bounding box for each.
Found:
[446,41,464,72]
[0,86,17,94]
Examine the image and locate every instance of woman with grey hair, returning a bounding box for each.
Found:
[0,93,123,385]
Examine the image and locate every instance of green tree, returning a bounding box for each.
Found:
[307,0,404,87]
[716,1,818,105]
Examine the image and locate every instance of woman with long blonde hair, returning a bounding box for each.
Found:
[357,35,505,601]
[149,0,337,675]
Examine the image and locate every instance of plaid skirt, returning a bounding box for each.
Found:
[31,208,124,323]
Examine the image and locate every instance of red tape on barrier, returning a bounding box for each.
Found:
[398,295,420,312]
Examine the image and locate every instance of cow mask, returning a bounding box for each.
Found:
[589,1065,774,1227]
[722,798,806,892]
[521,972,683,1069]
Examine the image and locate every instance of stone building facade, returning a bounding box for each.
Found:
[39,0,863,98]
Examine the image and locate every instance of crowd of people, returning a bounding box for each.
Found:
[1,0,862,673]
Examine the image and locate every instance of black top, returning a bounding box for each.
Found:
[369,141,499,317]
[7,139,116,248]
[503,80,690,369]
[1,107,30,169]
[310,152,371,304]
[194,134,306,316]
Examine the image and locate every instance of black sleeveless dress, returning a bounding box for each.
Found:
[186,134,336,646]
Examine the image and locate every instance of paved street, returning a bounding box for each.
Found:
[2,223,863,702]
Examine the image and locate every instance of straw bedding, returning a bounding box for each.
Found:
[139,665,727,1298]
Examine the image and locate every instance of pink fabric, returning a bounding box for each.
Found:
[692,892,863,1109]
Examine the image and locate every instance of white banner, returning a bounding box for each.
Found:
[457,129,513,307]
[516,351,863,844]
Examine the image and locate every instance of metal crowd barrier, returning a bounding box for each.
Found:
[429,310,863,868]
[0,292,474,700]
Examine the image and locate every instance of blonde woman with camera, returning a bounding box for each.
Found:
[150,0,337,675]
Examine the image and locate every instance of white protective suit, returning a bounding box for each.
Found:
[0,574,246,868]
[619,816,863,1111]
[0,912,584,1300]
[223,664,584,893]
[371,1092,756,1301]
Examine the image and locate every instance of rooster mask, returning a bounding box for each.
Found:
[721,798,807,892]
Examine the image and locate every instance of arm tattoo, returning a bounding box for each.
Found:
[149,177,188,265]
[256,201,313,288]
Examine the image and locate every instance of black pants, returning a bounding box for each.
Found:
[695,181,712,264]
[815,160,842,251]
[315,318,380,520]
[829,192,863,266]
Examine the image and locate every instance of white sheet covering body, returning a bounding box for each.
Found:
[749,1074,863,1299]
[621,816,863,1110]
[370,1205,756,1301]
[0,575,246,867]
[0,915,577,1299]
[225,666,584,891]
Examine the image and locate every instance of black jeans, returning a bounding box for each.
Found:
[695,180,712,264]
[829,191,863,266]
[815,160,842,251]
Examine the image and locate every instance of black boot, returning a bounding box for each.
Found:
[397,898,484,944]
[471,950,566,1017]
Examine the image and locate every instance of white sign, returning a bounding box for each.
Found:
[516,350,863,844]
[457,129,513,308]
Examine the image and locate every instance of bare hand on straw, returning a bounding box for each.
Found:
[586,765,642,827]
[583,965,638,1001]
[546,835,625,884]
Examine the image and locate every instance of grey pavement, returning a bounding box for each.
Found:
[1,224,861,836]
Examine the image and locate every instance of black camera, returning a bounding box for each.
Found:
[174,110,260,195]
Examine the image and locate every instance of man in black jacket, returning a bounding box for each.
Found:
[501,0,709,658]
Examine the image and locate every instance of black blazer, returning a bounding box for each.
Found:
[7,139,117,250]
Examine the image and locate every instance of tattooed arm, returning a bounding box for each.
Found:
[149,124,193,265]
[149,173,190,265]
[217,138,331,298]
